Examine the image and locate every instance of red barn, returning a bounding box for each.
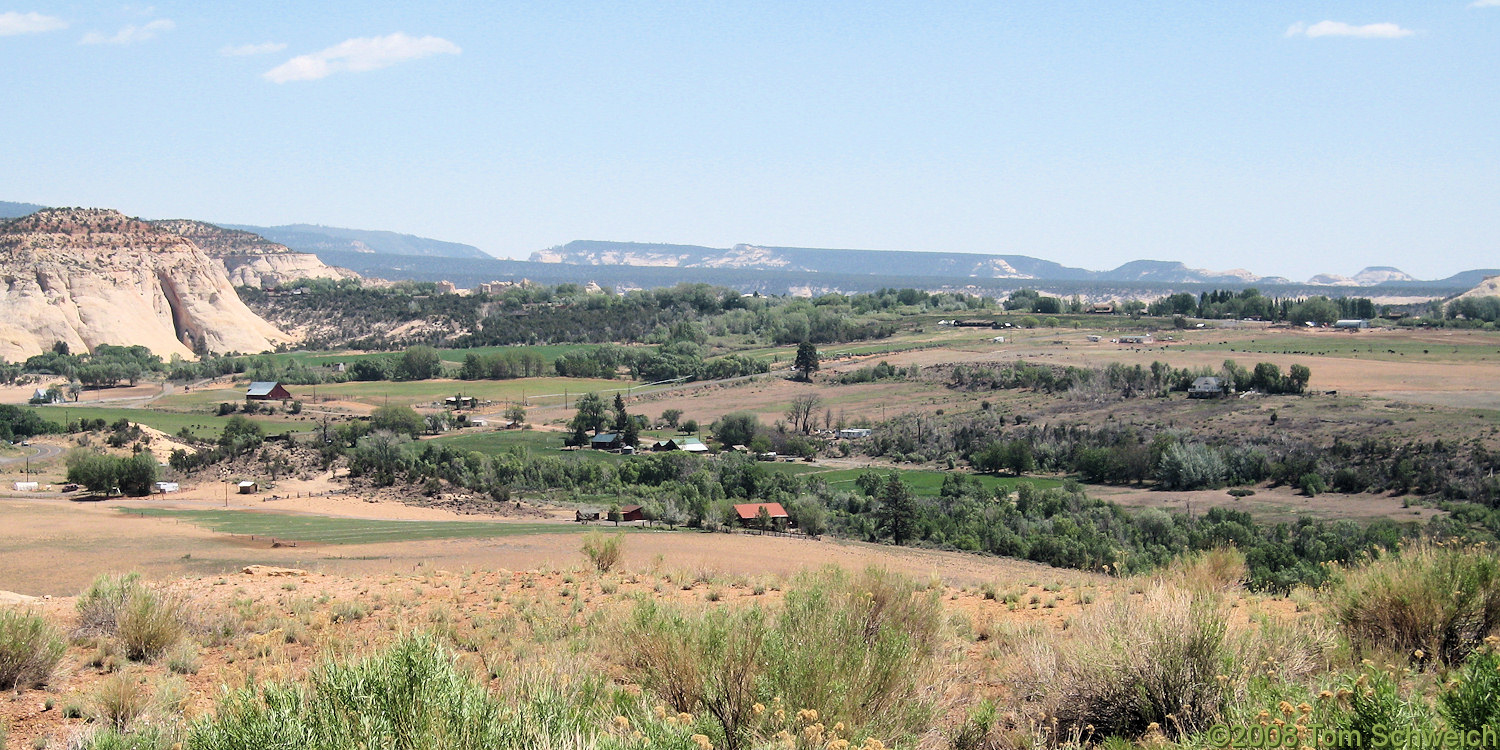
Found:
[246,381,292,401]
[618,504,646,523]
[733,502,789,530]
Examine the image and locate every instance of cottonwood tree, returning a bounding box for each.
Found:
[785,393,822,434]
[570,393,608,435]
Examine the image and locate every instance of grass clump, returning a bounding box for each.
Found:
[117,588,185,662]
[622,566,942,750]
[0,607,65,690]
[1329,541,1500,666]
[582,531,626,573]
[1157,546,1247,595]
[76,573,143,636]
[1018,583,1232,739]
[186,633,510,749]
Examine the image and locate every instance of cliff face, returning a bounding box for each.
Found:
[0,208,290,361]
[153,219,360,289]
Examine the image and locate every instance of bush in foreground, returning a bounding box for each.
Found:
[1329,541,1500,666]
[582,531,626,572]
[0,607,65,690]
[622,566,942,750]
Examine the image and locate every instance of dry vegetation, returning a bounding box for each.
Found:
[0,537,1496,750]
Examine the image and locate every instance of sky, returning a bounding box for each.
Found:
[2,2,1497,281]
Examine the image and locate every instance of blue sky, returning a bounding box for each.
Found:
[2,2,1496,280]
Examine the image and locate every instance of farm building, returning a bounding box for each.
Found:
[617,505,646,523]
[237,480,259,494]
[245,382,292,401]
[1118,334,1155,345]
[13,481,38,492]
[1188,376,1226,399]
[838,428,872,439]
[444,396,478,408]
[1089,303,1116,314]
[31,387,62,404]
[1334,319,1369,330]
[678,437,709,453]
[590,433,623,450]
[155,481,180,493]
[650,438,682,451]
[733,502,790,530]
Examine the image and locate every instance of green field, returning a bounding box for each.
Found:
[765,464,1065,496]
[124,508,596,545]
[1176,332,1500,363]
[25,405,309,439]
[153,376,645,412]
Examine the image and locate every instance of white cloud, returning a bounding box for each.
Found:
[263,32,460,83]
[1470,0,1500,7]
[220,41,286,57]
[0,11,67,36]
[1285,20,1415,39]
[80,18,174,45]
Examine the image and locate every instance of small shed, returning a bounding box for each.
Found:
[590,433,622,450]
[155,481,180,493]
[13,481,39,492]
[245,382,291,401]
[1119,334,1155,345]
[733,502,790,530]
[1188,376,1226,399]
[444,396,478,408]
[1334,319,1369,330]
[237,480,259,494]
[32,387,62,404]
[1089,303,1116,314]
[618,505,646,523]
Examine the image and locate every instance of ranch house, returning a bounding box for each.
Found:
[245,382,292,401]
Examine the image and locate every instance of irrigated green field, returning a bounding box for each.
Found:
[154,377,647,411]
[1176,330,1500,364]
[779,465,1065,496]
[24,405,310,439]
[123,508,601,545]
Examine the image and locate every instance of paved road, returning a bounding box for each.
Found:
[0,443,65,467]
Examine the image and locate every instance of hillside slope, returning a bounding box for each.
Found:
[154,219,360,288]
[0,208,289,360]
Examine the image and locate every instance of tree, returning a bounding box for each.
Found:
[372,405,425,438]
[660,408,683,429]
[219,416,264,457]
[571,393,608,435]
[1286,364,1312,395]
[613,393,630,432]
[397,346,443,381]
[681,419,699,434]
[65,449,117,495]
[876,474,917,545]
[504,403,527,426]
[793,342,820,381]
[785,393,822,434]
[714,412,761,447]
[755,505,773,530]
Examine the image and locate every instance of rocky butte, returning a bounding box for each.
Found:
[0,208,290,361]
[152,218,359,289]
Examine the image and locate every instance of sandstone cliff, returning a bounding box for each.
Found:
[153,219,360,289]
[0,208,291,361]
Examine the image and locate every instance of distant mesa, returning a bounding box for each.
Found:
[1456,275,1500,300]
[223,222,492,260]
[1306,267,1418,287]
[153,219,360,289]
[0,208,290,361]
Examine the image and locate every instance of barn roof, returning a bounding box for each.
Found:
[246,382,282,397]
[733,502,789,521]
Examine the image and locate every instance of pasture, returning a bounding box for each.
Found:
[23,405,309,439]
[123,507,591,545]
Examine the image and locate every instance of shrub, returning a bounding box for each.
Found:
[1300,472,1327,496]
[1158,547,1247,595]
[1017,583,1231,738]
[1329,542,1500,666]
[116,588,185,662]
[186,633,509,749]
[1439,642,1500,735]
[76,573,144,636]
[94,671,148,730]
[622,567,942,750]
[0,608,64,689]
[581,531,625,573]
